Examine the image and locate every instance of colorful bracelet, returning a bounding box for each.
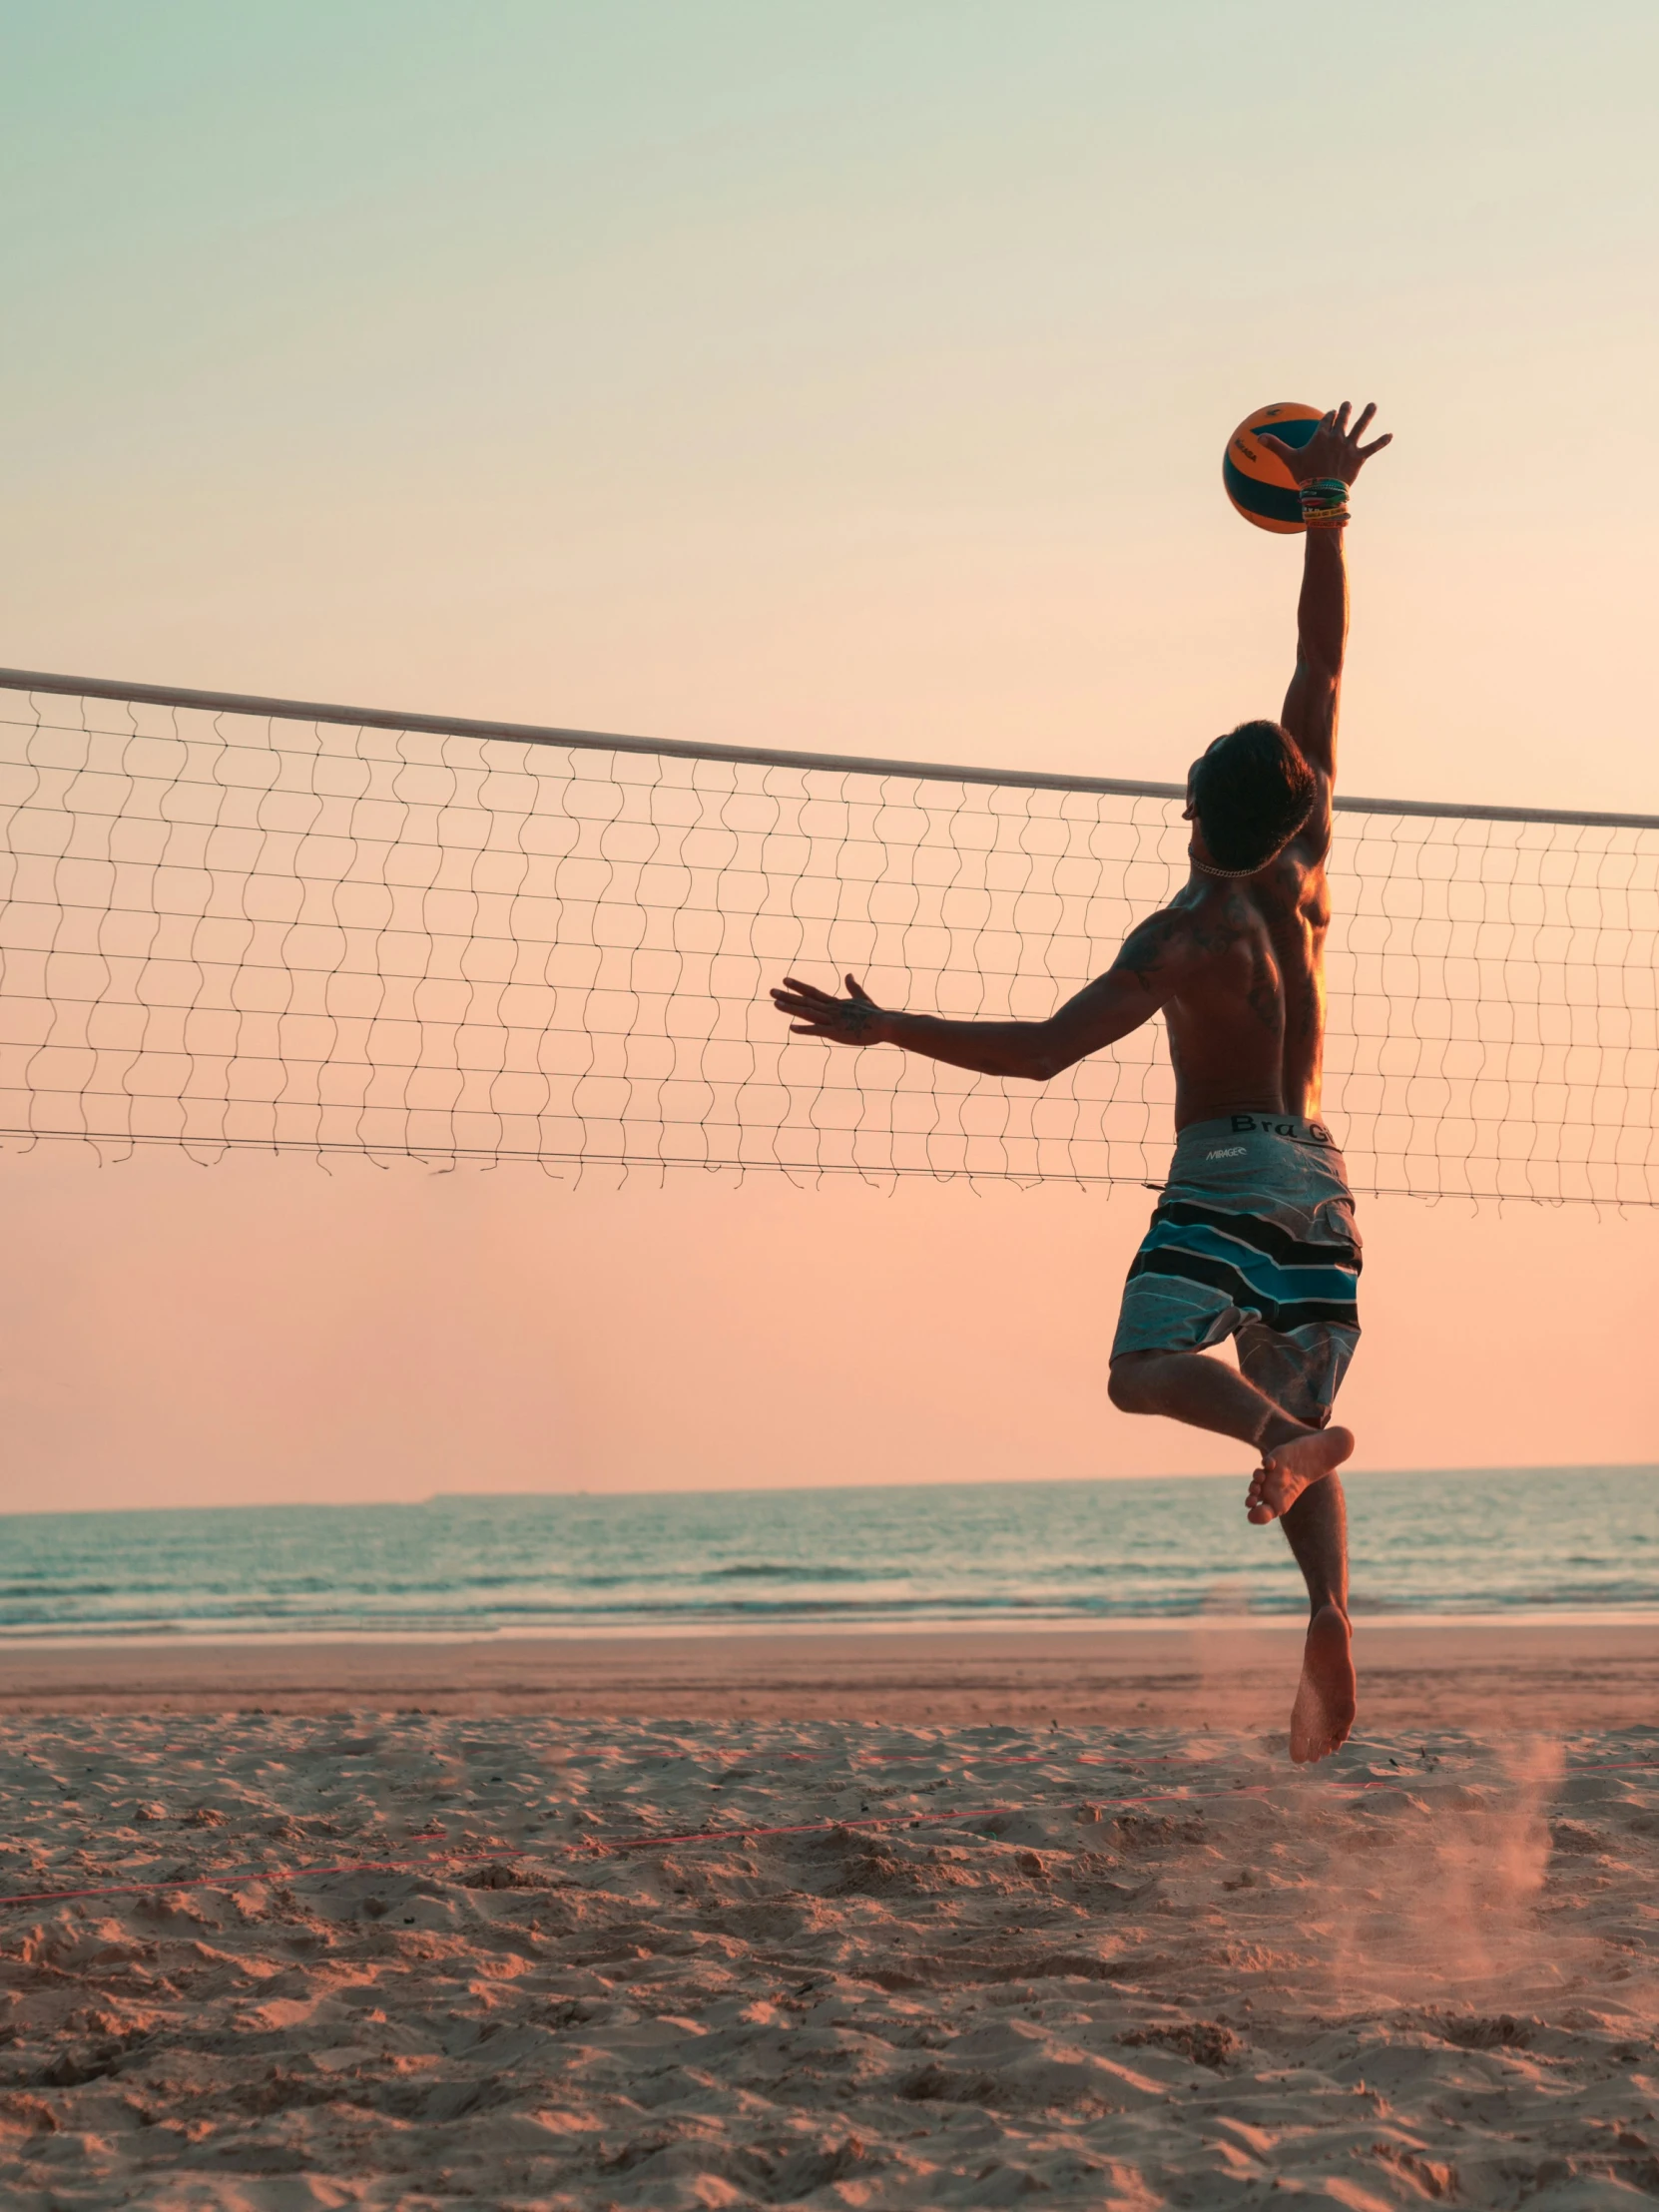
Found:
[1300,476,1351,527]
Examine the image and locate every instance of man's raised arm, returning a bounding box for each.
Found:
[770,910,1187,1081]
[1281,529,1348,790]
[1259,401,1391,796]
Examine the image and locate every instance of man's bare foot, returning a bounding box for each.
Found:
[1290,1603,1357,1763]
[1245,1425,1355,1525]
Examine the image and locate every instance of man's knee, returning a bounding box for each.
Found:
[1108,1354,1160,1412]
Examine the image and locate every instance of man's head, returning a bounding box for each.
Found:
[1185,720,1317,873]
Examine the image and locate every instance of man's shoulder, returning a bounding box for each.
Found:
[1270,834,1332,894]
[1112,898,1206,985]
[1127,889,1256,969]
[1286,763,1335,861]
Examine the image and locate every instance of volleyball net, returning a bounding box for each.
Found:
[0,670,1653,1206]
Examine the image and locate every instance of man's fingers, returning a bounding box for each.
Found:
[845,973,873,1002]
[1333,401,1351,437]
[780,975,835,1001]
[1257,432,1293,461]
[1352,402,1377,439]
[1357,431,1392,459]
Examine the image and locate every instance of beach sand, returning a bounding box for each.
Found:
[1,1625,1657,2207]
[5,1619,1659,1730]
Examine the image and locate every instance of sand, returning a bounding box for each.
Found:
[1,1626,1657,2208]
[5,1619,1659,1729]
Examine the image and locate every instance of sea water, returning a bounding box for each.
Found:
[0,1467,1654,1639]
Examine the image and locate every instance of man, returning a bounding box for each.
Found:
[771,402,1391,1763]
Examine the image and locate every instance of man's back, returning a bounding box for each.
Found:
[1158,811,1332,1129]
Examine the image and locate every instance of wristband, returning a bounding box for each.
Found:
[1299,475,1351,526]
[1300,476,1350,504]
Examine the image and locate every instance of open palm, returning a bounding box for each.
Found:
[1261,400,1391,487]
[770,972,884,1045]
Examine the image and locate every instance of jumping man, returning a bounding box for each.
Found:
[771,402,1392,1763]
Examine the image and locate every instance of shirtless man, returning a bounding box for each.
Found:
[771,402,1391,1763]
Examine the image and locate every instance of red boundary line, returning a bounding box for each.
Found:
[1,1755,1643,1915]
[0,1782,1318,1910]
[0,1791,1249,1910]
[0,1848,523,1909]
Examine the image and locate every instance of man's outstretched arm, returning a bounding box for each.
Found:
[771,911,1186,1080]
[1259,401,1391,797]
[1281,528,1348,790]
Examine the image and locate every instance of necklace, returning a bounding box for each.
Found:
[1192,856,1268,879]
[1192,832,1302,880]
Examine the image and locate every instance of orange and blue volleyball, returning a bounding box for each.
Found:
[1223,402,1326,533]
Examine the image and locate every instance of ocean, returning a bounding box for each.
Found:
[0,1467,1654,1639]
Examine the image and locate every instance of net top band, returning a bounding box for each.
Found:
[1,666,1653,835]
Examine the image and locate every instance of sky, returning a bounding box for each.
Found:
[1,1,1655,1507]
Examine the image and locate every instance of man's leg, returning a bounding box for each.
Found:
[1237,1324,1358,1763]
[1280,1473,1348,1615]
[1278,1475,1356,1762]
[1107,1350,1354,1523]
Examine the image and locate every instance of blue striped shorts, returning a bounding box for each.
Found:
[1110,1114,1363,1426]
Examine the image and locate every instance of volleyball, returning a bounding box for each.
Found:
[1224,402,1326,533]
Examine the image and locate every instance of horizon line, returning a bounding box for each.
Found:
[2,1462,1653,1519]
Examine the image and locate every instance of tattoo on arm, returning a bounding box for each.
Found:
[1116,914,1180,986]
[1181,895,1251,961]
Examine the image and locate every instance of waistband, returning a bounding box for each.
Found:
[1175,1113,1342,1153]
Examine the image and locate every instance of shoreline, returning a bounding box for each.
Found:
[2,1601,1659,1649]
[4,1617,1656,1728]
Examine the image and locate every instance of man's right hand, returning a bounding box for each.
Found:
[1261,400,1391,486]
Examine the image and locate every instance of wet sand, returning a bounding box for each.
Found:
[1,1618,1655,1731]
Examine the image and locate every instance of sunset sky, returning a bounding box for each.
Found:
[2,2,1654,1508]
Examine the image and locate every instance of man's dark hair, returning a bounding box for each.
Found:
[1190,720,1317,872]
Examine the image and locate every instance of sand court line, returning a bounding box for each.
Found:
[4,1744,1642,1914]
[0,1803,1048,1910]
[0,1764,1521,1914]
[0,1785,1275,1911]
[0,1847,532,1911]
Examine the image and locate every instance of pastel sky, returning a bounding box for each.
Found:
[1,2,1654,1506]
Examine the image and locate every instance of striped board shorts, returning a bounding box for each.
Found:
[1110,1113,1363,1426]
